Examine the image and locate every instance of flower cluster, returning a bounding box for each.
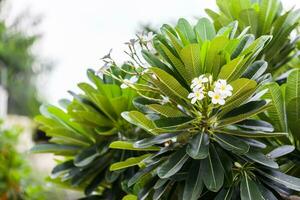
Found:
[188,75,233,105]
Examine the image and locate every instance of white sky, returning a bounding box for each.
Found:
[10,0,300,104]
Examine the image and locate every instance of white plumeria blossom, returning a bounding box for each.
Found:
[188,88,205,104]
[208,90,225,105]
[214,79,233,98]
[120,76,138,89]
[191,75,209,90]
[143,32,155,43]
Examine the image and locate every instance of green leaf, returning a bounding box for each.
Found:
[286,98,300,137]
[175,18,197,44]
[266,145,295,159]
[216,129,287,138]
[142,50,173,75]
[218,78,257,117]
[150,67,189,102]
[218,56,247,82]
[122,195,138,200]
[245,148,279,169]
[147,104,185,117]
[157,147,189,179]
[257,169,300,191]
[231,34,254,60]
[260,82,287,132]
[204,36,229,76]
[51,160,74,178]
[30,144,80,155]
[158,41,190,83]
[186,132,209,159]
[194,17,216,42]
[110,154,151,171]
[215,188,233,200]
[219,100,270,126]
[236,119,274,132]
[183,161,203,200]
[242,60,268,80]
[201,144,224,192]
[74,143,108,167]
[121,111,157,134]
[134,133,179,149]
[179,44,202,78]
[240,174,264,200]
[109,141,160,151]
[285,69,300,103]
[240,9,258,36]
[258,0,281,35]
[47,128,90,146]
[214,134,249,155]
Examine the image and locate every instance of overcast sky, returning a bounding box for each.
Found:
[10,0,300,104]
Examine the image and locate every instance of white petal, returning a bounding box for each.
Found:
[120,83,128,89]
[191,98,197,104]
[211,98,218,104]
[208,91,214,97]
[188,93,195,98]
[202,77,208,83]
[218,98,225,105]
[227,85,233,91]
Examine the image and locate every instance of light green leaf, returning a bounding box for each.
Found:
[194,17,216,42]
[147,104,185,118]
[110,154,151,171]
[179,44,202,78]
[109,141,160,151]
[122,111,158,134]
[218,78,257,117]
[150,67,189,101]
[261,82,287,132]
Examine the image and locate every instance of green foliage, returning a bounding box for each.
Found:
[0,121,46,200]
[0,4,51,116]
[32,0,300,199]
[206,0,300,76]
[31,67,152,199]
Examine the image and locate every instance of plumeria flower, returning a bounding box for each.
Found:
[191,75,209,90]
[208,90,225,105]
[188,89,205,104]
[143,32,155,43]
[214,79,233,98]
[161,95,170,104]
[120,76,138,89]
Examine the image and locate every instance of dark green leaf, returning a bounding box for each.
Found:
[186,132,209,159]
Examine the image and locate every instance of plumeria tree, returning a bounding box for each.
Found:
[32,0,300,199]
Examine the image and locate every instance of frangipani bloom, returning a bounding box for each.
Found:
[188,89,205,104]
[214,79,233,98]
[121,76,138,89]
[191,75,209,90]
[208,91,225,105]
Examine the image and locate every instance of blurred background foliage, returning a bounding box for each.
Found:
[0,120,45,200]
[0,0,52,117]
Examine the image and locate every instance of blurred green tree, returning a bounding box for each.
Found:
[0,0,51,117]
